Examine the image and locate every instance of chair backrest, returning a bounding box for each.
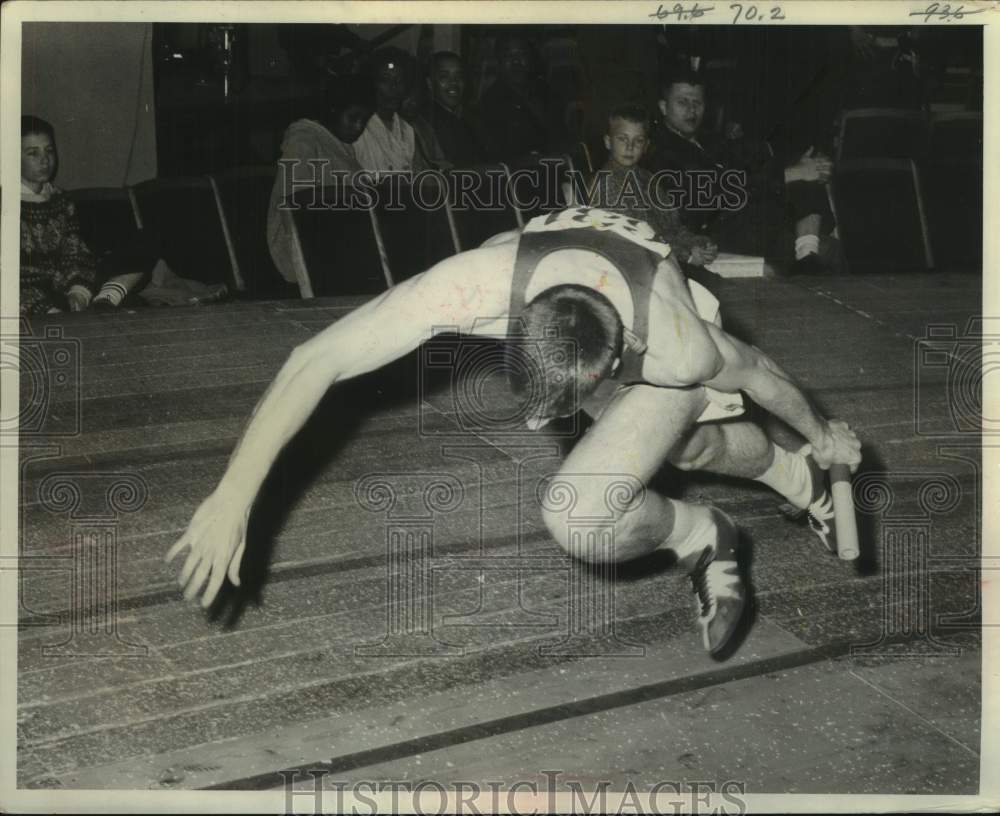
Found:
[505,154,570,224]
[130,176,237,289]
[837,108,928,162]
[445,164,521,251]
[66,187,140,260]
[211,166,297,300]
[371,172,459,283]
[565,141,593,175]
[288,183,390,297]
[928,111,983,163]
[923,114,982,268]
[833,158,932,272]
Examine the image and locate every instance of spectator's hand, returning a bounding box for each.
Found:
[688,242,718,266]
[787,147,833,184]
[849,26,876,61]
[811,419,862,473]
[166,489,250,607]
[724,122,744,140]
[67,290,90,312]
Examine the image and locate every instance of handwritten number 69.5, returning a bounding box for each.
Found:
[730,4,785,23]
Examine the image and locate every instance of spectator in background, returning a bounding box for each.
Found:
[354,48,428,175]
[846,26,925,110]
[589,105,716,266]
[477,33,553,161]
[647,68,836,274]
[267,74,375,283]
[423,50,482,167]
[19,115,155,315]
[400,70,448,170]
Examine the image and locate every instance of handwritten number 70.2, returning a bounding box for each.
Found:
[730,4,786,23]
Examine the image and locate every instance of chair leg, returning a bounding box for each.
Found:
[368,209,395,290]
[910,160,935,269]
[287,213,315,299]
[208,175,246,293]
[501,162,525,229]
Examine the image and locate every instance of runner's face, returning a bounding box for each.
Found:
[660,83,705,138]
[604,118,648,168]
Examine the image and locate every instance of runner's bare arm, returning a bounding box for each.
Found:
[699,323,861,469]
[165,243,514,606]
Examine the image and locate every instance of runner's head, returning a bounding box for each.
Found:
[509,285,623,429]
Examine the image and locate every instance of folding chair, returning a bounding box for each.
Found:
[66,187,141,261]
[924,112,982,267]
[836,108,929,162]
[371,173,460,283]
[505,154,570,225]
[445,164,521,251]
[287,183,391,298]
[832,158,934,272]
[928,111,982,159]
[130,176,239,290]
[211,166,298,300]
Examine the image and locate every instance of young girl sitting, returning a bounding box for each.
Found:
[20,115,153,315]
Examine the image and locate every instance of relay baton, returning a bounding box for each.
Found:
[829,463,859,560]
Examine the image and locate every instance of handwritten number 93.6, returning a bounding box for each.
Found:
[909,3,987,23]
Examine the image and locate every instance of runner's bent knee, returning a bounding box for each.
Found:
[539,475,647,563]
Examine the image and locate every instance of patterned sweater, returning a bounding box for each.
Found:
[20,192,97,315]
[588,162,707,263]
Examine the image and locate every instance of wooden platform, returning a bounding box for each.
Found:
[13,272,983,795]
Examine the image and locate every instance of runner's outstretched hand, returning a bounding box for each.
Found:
[166,489,250,607]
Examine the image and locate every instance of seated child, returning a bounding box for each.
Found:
[267,74,375,283]
[588,105,718,266]
[20,115,154,315]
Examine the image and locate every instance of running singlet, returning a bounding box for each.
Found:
[508,207,668,386]
[507,207,744,421]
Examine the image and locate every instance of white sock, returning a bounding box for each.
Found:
[794,234,820,260]
[659,502,717,561]
[93,281,128,306]
[756,445,813,510]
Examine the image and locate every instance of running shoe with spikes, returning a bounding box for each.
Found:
[676,510,747,658]
[778,447,837,555]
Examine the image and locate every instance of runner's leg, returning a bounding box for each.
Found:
[539,384,747,656]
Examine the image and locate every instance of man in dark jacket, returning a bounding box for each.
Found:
[477,33,557,162]
[646,67,835,273]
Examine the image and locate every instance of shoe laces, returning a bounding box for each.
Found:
[691,551,741,619]
[807,492,834,533]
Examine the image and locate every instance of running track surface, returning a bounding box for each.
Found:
[14,272,984,794]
